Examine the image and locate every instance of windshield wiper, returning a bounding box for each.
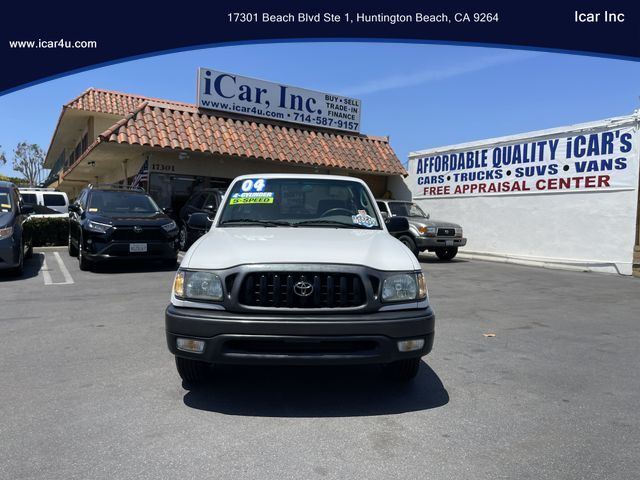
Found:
[219,218,293,227]
[293,219,373,229]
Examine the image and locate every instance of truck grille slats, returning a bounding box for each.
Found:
[437,228,455,237]
[240,272,365,309]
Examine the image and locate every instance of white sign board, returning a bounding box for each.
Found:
[408,124,638,198]
[197,68,361,133]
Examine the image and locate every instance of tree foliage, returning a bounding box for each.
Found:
[12,142,46,187]
[0,145,6,165]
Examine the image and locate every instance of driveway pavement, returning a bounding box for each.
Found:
[1,248,638,479]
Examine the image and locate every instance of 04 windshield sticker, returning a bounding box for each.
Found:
[229,192,274,205]
[352,209,377,227]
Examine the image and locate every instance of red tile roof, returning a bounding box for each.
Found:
[65,88,192,116]
[63,88,406,176]
[96,101,406,175]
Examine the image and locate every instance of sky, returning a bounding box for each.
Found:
[1,41,639,178]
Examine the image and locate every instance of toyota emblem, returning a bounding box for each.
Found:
[133,226,143,233]
[293,280,313,297]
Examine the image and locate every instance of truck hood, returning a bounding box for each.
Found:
[407,216,461,228]
[182,227,420,271]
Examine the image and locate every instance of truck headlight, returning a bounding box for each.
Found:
[455,227,463,237]
[0,226,13,240]
[382,272,427,302]
[418,226,437,237]
[86,220,112,234]
[174,270,223,302]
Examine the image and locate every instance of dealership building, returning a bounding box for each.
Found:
[43,70,408,212]
[407,113,640,276]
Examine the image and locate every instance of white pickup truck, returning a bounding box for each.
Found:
[166,174,435,383]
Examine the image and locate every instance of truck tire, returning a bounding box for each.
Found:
[178,223,189,252]
[387,358,421,382]
[175,356,209,383]
[398,235,419,257]
[435,247,458,261]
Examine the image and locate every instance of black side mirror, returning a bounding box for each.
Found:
[68,204,80,213]
[385,216,409,234]
[187,212,213,231]
[21,204,34,215]
[162,207,173,216]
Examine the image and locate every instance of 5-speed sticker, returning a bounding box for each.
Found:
[229,191,274,205]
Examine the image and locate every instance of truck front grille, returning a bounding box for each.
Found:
[240,272,365,309]
[437,228,455,237]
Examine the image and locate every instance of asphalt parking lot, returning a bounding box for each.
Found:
[1,248,639,480]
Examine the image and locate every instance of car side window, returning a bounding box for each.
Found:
[77,190,88,209]
[376,201,389,215]
[44,193,67,207]
[21,193,37,205]
[203,193,218,210]
[190,193,206,209]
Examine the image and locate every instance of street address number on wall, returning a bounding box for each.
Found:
[197,68,361,133]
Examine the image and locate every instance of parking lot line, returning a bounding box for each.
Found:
[41,251,74,286]
[54,251,74,285]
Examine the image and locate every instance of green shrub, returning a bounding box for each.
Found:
[26,217,69,247]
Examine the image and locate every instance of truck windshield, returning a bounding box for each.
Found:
[389,202,428,218]
[218,178,381,229]
[88,191,160,216]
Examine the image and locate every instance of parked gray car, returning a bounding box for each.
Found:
[376,199,466,260]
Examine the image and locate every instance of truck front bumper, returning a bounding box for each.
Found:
[166,305,435,366]
[415,236,467,251]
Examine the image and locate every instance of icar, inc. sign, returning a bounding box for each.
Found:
[197,68,361,133]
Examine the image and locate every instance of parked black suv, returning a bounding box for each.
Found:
[68,185,179,271]
[0,181,33,276]
[177,188,224,250]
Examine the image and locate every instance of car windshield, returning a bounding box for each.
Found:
[389,202,428,218]
[0,189,13,211]
[218,177,381,229]
[88,190,160,216]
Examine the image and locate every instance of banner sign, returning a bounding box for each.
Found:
[408,125,638,198]
[197,68,361,133]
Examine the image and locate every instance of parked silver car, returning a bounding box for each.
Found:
[376,199,466,260]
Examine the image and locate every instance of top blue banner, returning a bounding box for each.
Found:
[0,0,638,94]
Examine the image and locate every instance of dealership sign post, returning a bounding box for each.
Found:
[197,68,361,133]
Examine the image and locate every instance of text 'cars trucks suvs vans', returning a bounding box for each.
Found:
[376,199,466,260]
[166,174,436,383]
[68,185,180,271]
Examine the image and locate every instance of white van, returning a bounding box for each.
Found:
[19,188,69,216]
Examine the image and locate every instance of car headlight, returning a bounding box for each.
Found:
[418,226,437,237]
[86,220,112,234]
[455,227,463,237]
[173,270,223,302]
[382,272,428,302]
[162,220,178,232]
[0,226,14,240]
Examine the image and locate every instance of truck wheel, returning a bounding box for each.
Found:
[398,235,419,257]
[435,247,458,261]
[175,356,209,383]
[387,358,421,382]
[68,232,78,257]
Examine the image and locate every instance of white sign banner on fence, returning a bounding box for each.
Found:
[408,125,638,198]
[197,68,361,133]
